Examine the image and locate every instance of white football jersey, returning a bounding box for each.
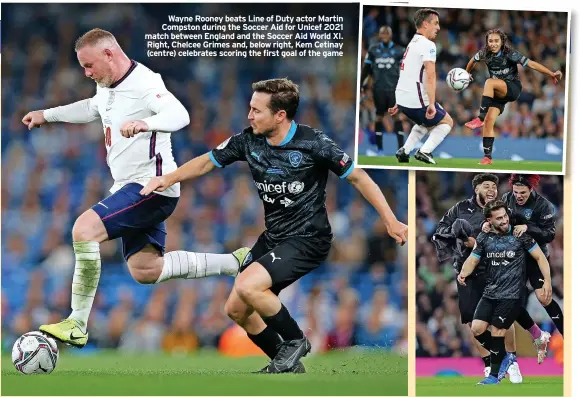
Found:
[93,61,180,197]
[395,34,437,108]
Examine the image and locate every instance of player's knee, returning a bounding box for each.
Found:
[72,210,106,242]
[235,280,256,304]
[130,268,160,284]
[127,256,162,285]
[224,300,246,324]
[536,290,552,306]
[471,323,484,336]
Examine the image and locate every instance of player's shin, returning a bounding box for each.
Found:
[247,326,283,359]
[262,303,304,341]
[69,241,101,330]
[420,123,451,154]
[374,121,384,151]
[394,119,405,149]
[490,335,506,378]
[543,300,564,335]
[156,250,240,283]
[402,125,427,154]
[516,307,543,339]
[479,95,493,121]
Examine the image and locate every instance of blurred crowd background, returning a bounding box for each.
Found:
[1,3,408,356]
[360,6,567,140]
[415,172,564,359]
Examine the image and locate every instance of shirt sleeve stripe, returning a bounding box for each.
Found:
[339,163,355,179]
[471,252,481,259]
[528,243,538,253]
[364,59,373,64]
[208,151,223,168]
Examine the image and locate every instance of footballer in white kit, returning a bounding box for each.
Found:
[389,8,454,166]
[22,28,250,348]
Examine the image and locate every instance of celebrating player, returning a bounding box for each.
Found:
[389,8,453,165]
[501,174,564,336]
[464,29,563,165]
[22,29,249,348]
[433,174,522,382]
[140,78,408,373]
[458,200,552,385]
[360,25,406,154]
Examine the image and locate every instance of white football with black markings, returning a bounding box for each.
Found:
[12,331,59,374]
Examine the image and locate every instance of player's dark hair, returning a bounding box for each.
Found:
[75,28,117,51]
[472,173,499,189]
[482,28,513,62]
[509,174,540,190]
[414,8,439,30]
[483,200,508,219]
[252,78,300,119]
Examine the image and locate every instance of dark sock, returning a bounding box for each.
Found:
[490,336,506,378]
[482,355,491,368]
[475,330,492,350]
[375,132,384,151]
[247,326,283,359]
[483,137,495,158]
[516,307,535,329]
[394,120,404,148]
[479,95,493,121]
[543,300,564,335]
[262,304,304,341]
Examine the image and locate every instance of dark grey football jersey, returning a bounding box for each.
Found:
[473,49,529,82]
[364,41,406,90]
[210,122,354,244]
[471,228,538,299]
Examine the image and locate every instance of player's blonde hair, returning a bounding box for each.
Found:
[74,28,118,51]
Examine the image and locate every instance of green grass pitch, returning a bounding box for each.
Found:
[358,156,563,173]
[1,350,407,396]
[416,376,563,396]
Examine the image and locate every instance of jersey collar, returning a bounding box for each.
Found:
[110,60,138,89]
[267,120,297,147]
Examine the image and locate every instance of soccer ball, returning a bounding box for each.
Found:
[12,331,59,375]
[446,68,471,92]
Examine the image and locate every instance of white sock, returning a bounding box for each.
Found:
[69,241,101,331]
[156,251,240,283]
[420,123,451,153]
[403,125,428,154]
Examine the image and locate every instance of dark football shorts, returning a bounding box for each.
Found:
[473,297,521,330]
[490,80,522,114]
[240,232,332,295]
[456,273,487,324]
[373,88,397,117]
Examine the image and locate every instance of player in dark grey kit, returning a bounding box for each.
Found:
[464,29,563,165]
[501,174,564,336]
[141,78,408,373]
[458,200,552,385]
[361,25,406,154]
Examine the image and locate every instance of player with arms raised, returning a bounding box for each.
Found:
[389,8,453,165]
[141,78,408,373]
[459,200,552,385]
[360,25,406,154]
[464,29,563,165]
[22,29,248,348]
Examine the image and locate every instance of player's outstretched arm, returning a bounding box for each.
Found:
[345,168,408,246]
[529,245,553,302]
[457,255,480,285]
[526,60,563,83]
[139,152,216,195]
[22,98,99,130]
[465,57,477,74]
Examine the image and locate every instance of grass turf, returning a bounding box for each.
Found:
[416,376,563,396]
[357,156,563,173]
[1,350,407,396]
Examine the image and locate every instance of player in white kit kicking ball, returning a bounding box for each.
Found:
[22,29,250,348]
[388,8,454,165]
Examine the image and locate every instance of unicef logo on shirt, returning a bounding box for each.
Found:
[289,151,303,167]
[288,181,304,194]
[507,251,516,258]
